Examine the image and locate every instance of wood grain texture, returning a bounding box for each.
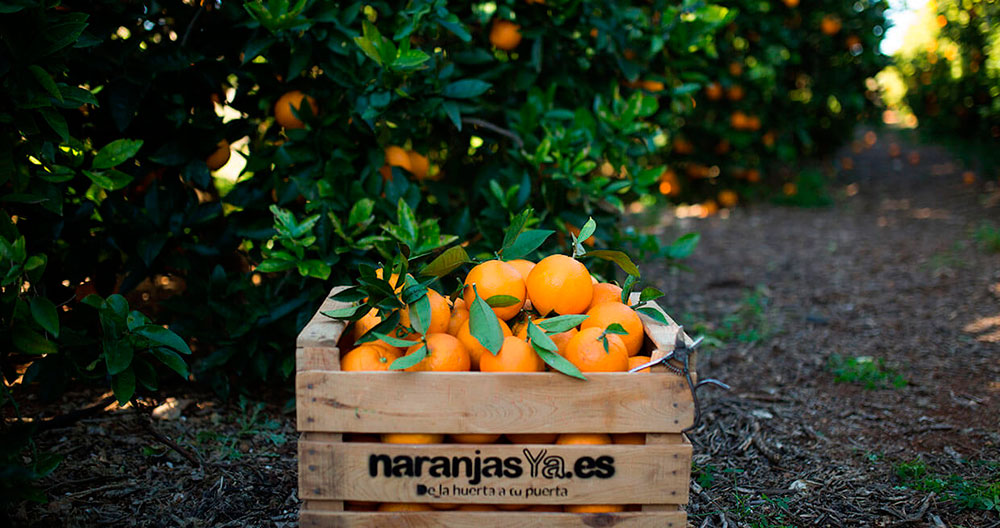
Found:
[299,441,691,505]
[300,510,686,528]
[297,286,351,349]
[629,293,697,374]
[297,371,694,434]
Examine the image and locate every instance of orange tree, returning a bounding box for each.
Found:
[655,0,888,206]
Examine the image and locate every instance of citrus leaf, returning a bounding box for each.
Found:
[29,65,63,102]
[133,324,191,355]
[92,139,143,169]
[389,344,426,370]
[502,229,553,260]
[372,332,419,348]
[604,323,628,335]
[501,208,532,251]
[356,311,401,344]
[348,198,375,226]
[577,217,597,243]
[104,340,133,375]
[486,294,520,308]
[83,169,133,191]
[331,287,365,303]
[531,342,586,380]
[635,306,668,325]
[11,326,57,355]
[111,367,135,405]
[420,246,471,277]
[586,249,640,277]
[442,79,492,99]
[442,100,462,130]
[621,274,638,304]
[30,297,59,337]
[408,291,432,335]
[526,320,557,352]
[667,232,700,259]
[639,287,664,303]
[537,314,589,333]
[321,305,366,320]
[469,285,503,355]
[151,347,189,378]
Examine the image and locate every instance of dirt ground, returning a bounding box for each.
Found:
[6,128,999,527]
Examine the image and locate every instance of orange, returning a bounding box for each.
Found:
[589,283,623,309]
[446,304,470,336]
[525,255,594,316]
[726,85,744,101]
[565,505,625,513]
[429,503,460,510]
[563,327,629,372]
[403,333,471,372]
[718,190,739,208]
[556,433,611,445]
[783,182,798,196]
[351,308,381,344]
[345,501,379,511]
[480,336,545,372]
[763,131,776,147]
[612,433,646,444]
[449,433,502,443]
[206,139,230,170]
[525,505,562,512]
[457,505,498,511]
[400,288,451,335]
[731,110,749,130]
[672,137,694,155]
[728,62,743,77]
[463,260,526,320]
[341,345,401,371]
[456,319,513,370]
[407,151,430,180]
[506,433,558,443]
[384,145,413,172]
[639,80,665,92]
[274,90,318,129]
[580,302,644,357]
[783,0,799,6]
[514,318,577,357]
[746,168,761,183]
[378,503,434,512]
[628,355,652,373]
[746,115,762,131]
[506,259,536,280]
[490,20,522,51]
[382,433,445,444]
[705,82,723,101]
[821,14,842,36]
[496,504,527,511]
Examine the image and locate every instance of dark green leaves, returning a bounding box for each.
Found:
[527,321,585,380]
[30,297,59,337]
[111,368,135,406]
[502,230,553,260]
[420,246,471,277]
[603,323,629,335]
[571,217,597,258]
[666,233,700,259]
[407,289,432,336]
[486,295,521,308]
[585,250,640,277]
[468,285,503,355]
[636,306,668,325]
[11,326,57,355]
[442,80,492,99]
[537,315,589,333]
[133,325,192,355]
[83,170,133,191]
[92,139,143,169]
[638,287,664,303]
[372,332,419,348]
[389,343,426,370]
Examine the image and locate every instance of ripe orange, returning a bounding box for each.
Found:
[449,433,502,443]
[496,504,527,511]
[457,319,513,370]
[351,308,381,344]
[429,503,460,510]
[457,505,499,511]
[525,505,562,512]
[205,139,230,170]
[672,137,694,155]
[565,505,625,513]
[731,110,749,130]
[705,82,723,101]
[612,433,646,444]
[407,151,430,180]
[746,115,762,131]
[490,20,522,51]
[506,433,558,443]
[763,131,776,147]
[446,303,470,337]
[341,345,401,371]
[821,15,842,36]
[384,145,412,172]
[639,80,665,92]
[403,333,471,372]
[580,302,644,357]
[783,0,799,6]
[628,355,652,373]
[525,255,594,316]
[726,85,745,101]
[463,260,526,320]
[746,168,761,182]
[378,503,434,511]
[480,336,545,372]
[400,288,451,335]
[563,327,629,372]
[274,90,318,129]
[515,318,577,357]
[728,62,743,77]
[783,182,798,196]
[381,433,445,444]
[718,190,739,208]
[506,259,536,281]
[556,433,611,445]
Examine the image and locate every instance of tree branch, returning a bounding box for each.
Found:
[461,117,524,149]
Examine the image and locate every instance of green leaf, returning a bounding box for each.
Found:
[331,287,365,303]
[636,306,668,325]
[501,209,532,251]
[389,344,426,370]
[526,320,557,352]
[104,340,133,375]
[537,315,589,333]
[354,35,382,65]
[577,217,597,243]
[30,297,59,337]
[150,347,190,379]
[531,342,586,380]
[83,169,133,191]
[133,325,191,355]
[297,259,331,280]
[502,229,553,260]
[11,326,57,355]
[419,246,471,277]
[621,274,638,304]
[133,358,158,391]
[667,233,700,259]
[41,20,88,56]
[486,295,521,308]
[348,198,375,226]
[29,65,63,102]
[585,249,640,277]
[639,287,664,303]
[442,100,462,130]
[38,108,69,142]
[442,79,492,99]
[111,367,135,405]
[469,285,503,355]
[23,254,46,272]
[372,332,419,348]
[321,305,366,320]
[92,139,143,169]
[408,291,432,336]
[256,259,296,273]
[604,323,628,335]
[393,49,430,70]
[80,294,104,309]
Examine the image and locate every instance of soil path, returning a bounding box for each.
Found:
[647,128,1000,527]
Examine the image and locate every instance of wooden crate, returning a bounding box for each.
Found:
[297,287,697,527]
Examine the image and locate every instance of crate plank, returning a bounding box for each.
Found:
[297,371,694,434]
[297,287,351,349]
[300,510,686,528]
[299,441,691,505]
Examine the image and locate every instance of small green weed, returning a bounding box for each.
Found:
[828,355,907,389]
[896,460,1000,512]
[689,285,772,349]
[194,397,288,460]
[973,223,1000,253]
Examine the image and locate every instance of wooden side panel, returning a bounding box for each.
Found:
[297,371,694,434]
[300,511,686,528]
[299,441,691,505]
[297,286,351,349]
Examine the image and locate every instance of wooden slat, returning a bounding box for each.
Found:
[630,293,697,375]
[300,511,686,528]
[642,433,687,512]
[297,286,351,349]
[298,346,340,372]
[299,441,691,505]
[297,371,694,434]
